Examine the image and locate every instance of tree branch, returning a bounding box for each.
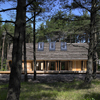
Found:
[26,9,42,23]
[74,0,91,12]
[25,0,34,8]
[26,15,33,23]
[0,7,16,12]
[0,20,15,24]
[96,6,100,12]
[55,17,90,22]
[4,27,14,39]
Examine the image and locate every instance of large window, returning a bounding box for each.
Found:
[61,42,67,51]
[50,62,55,70]
[49,42,55,51]
[38,42,44,51]
[36,62,44,71]
[61,62,65,70]
[81,61,83,71]
[36,62,40,70]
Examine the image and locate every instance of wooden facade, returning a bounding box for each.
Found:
[7,42,88,73]
[20,60,87,72]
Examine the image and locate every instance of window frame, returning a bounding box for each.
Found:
[38,42,44,51]
[61,42,67,51]
[49,42,55,51]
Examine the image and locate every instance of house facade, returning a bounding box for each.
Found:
[7,42,88,73]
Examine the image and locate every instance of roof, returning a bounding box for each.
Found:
[7,42,88,61]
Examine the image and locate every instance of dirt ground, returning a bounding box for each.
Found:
[0,74,100,84]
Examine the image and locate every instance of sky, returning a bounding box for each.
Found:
[0,0,83,29]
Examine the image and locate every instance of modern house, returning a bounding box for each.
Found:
[7,42,88,73]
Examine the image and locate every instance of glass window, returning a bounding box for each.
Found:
[61,62,65,70]
[38,42,44,51]
[49,42,55,51]
[61,42,67,51]
[50,62,55,70]
[81,61,83,70]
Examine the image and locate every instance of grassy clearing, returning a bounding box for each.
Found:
[0,79,100,100]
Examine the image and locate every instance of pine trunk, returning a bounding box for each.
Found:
[92,31,97,79]
[1,37,5,70]
[85,0,96,83]
[24,31,27,82]
[7,0,26,100]
[33,6,36,80]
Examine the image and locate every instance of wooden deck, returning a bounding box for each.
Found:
[0,71,100,74]
[0,70,87,74]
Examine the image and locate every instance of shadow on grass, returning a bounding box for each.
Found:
[24,92,57,100]
[84,93,100,100]
[1,80,100,100]
[76,82,92,90]
[20,81,95,100]
[20,83,57,100]
[0,86,8,100]
[44,81,92,91]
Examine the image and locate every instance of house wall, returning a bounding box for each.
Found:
[72,61,81,71]
[7,60,87,72]
[72,60,87,71]
[22,61,32,71]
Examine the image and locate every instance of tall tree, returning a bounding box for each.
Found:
[6,0,26,99]
[27,0,54,80]
[61,0,100,82]
[27,0,43,80]
[36,23,48,42]
[44,10,69,42]
[0,14,3,69]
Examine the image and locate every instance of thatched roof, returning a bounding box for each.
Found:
[7,42,88,61]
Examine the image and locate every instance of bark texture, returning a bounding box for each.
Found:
[7,0,26,100]
[85,0,97,83]
[33,10,36,80]
[24,24,27,82]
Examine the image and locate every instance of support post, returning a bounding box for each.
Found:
[45,61,47,71]
[59,61,61,71]
[58,61,59,71]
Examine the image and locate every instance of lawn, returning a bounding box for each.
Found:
[0,79,100,100]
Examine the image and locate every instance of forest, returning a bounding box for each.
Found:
[0,0,100,100]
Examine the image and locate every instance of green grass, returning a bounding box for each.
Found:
[0,80,100,100]
[0,84,8,100]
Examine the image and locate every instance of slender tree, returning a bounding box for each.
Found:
[0,14,3,69]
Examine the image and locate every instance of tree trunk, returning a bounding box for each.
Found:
[1,35,5,70]
[70,34,71,43]
[92,29,97,79]
[33,9,36,80]
[85,32,88,43]
[24,30,27,82]
[92,0,97,79]
[84,0,96,83]
[7,0,26,100]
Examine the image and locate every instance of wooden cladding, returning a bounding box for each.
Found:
[8,60,87,72]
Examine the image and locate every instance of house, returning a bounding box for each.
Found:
[7,42,88,73]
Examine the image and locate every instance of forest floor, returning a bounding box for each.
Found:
[0,74,100,100]
[0,73,100,83]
